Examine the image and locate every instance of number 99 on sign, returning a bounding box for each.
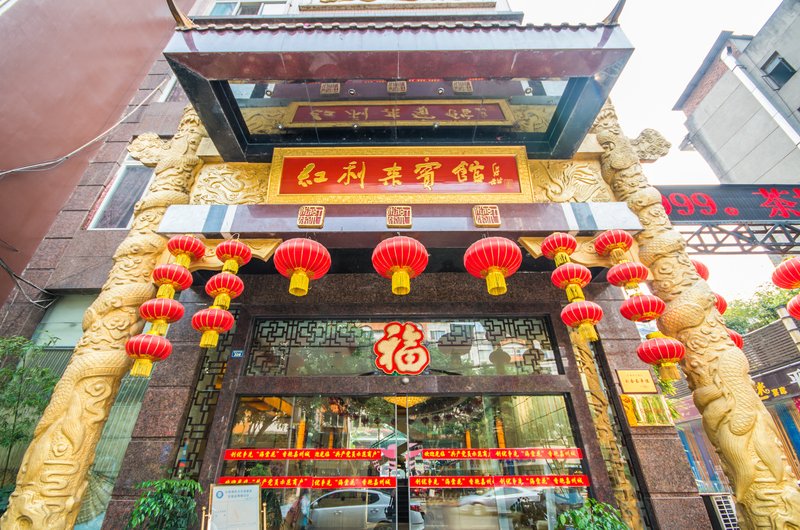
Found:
[660,193,719,216]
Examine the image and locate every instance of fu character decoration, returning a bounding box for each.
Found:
[125,235,206,377]
[192,239,251,349]
[464,237,522,296]
[772,256,800,320]
[542,232,603,342]
[273,238,331,297]
[372,236,429,295]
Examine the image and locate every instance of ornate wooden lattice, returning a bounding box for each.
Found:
[172,310,239,479]
[245,317,557,377]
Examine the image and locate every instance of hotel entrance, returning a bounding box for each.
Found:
[215,317,594,530]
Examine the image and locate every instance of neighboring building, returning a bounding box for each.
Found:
[0,0,193,307]
[0,2,741,530]
[674,0,800,184]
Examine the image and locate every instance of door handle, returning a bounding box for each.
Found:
[334,510,343,514]
[369,508,379,513]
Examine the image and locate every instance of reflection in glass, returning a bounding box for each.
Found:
[245,318,558,377]
[224,395,586,529]
[228,77,568,141]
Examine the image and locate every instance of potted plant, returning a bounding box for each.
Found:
[127,478,202,530]
[557,498,629,530]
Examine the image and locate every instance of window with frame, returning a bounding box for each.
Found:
[763,52,796,89]
[158,75,189,104]
[89,156,153,230]
[209,1,288,16]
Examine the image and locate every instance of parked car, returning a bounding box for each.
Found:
[305,488,424,529]
[458,487,541,516]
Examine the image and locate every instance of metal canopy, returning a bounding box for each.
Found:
[164,22,633,162]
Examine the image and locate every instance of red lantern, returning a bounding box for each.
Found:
[594,230,634,263]
[620,294,665,323]
[728,328,744,349]
[205,272,245,310]
[152,264,193,299]
[216,239,252,274]
[541,232,578,266]
[637,336,685,382]
[606,262,650,291]
[561,301,604,342]
[273,238,332,297]
[464,237,522,296]
[125,334,172,377]
[550,263,592,302]
[372,236,429,296]
[772,257,800,290]
[692,259,709,281]
[192,308,235,349]
[167,235,206,268]
[788,295,800,320]
[714,293,727,315]
[138,298,184,336]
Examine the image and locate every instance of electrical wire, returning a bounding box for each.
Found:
[0,256,55,309]
[0,76,171,179]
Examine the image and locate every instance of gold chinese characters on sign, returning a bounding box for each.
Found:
[472,205,501,228]
[386,206,412,228]
[297,206,325,228]
[617,369,657,394]
[267,146,532,205]
[319,83,341,96]
[387,81,408,94]
[284,100,514,128]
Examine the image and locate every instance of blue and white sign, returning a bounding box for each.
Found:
[210,484,260,530]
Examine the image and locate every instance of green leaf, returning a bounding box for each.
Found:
[126,478,202,529]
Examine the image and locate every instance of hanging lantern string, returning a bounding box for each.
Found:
[125,234,206,378]
[192,239,251,349]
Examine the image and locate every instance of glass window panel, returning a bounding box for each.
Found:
[227,77,567,142]
[90,164,152,229]
[209,2,236,15]
[224,394,586,530]
[245,318,559,377]
[237,2,262,15]
[260,2,287,14]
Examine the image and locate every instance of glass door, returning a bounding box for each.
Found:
[222,395,402,530]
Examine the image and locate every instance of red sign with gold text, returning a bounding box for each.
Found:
[224,449,384,461]
[421,448,583,460]
[267,147,532,204]
[285,100,513,128]
[218,476,397,489]
[410,475,590,489]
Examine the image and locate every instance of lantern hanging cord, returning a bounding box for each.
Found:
[0,77,170,179]
[0,256,55,309]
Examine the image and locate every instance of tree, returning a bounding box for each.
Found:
[724,284,799,334]
[0,336,59,485]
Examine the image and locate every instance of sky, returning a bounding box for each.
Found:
[508,0,784,300]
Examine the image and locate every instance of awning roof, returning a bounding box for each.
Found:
[164,21,633,161]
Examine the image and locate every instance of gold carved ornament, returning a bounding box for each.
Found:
[1,107,206,530]
[593,101,800,529]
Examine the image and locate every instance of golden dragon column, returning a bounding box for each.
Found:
[0,107,205,530]
[593,102,800,529]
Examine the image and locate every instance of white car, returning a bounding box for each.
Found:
[308,488,424,530]
[458,486,541,516]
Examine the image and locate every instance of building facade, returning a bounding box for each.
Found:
[0,0,193,305]
[674,0,800,184]
[3,2,800,530]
